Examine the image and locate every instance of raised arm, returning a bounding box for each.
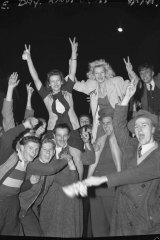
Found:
[24,83,35,119]
[68,37,78,82]
[22,44,42,90]
[113,80,137,150]
[2,72,20,131]
[27,157,68,176]
[123,56,140,85]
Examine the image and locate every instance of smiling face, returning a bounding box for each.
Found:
[49,75,63,93]
[134,117,155,145]
[21,141,40,163]
[79,116,91,127]
[54,127,70,148]
[39,142,55,163]
[93,66,106,83]
[139,68,154,84]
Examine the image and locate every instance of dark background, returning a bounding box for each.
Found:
[0,0,160,123]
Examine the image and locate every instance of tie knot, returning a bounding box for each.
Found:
[138,146,142,158]
[149,83,152,91]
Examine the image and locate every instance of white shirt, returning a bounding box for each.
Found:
[146,79,155,91]
[137,141,156,165]
[55,144,67,159]
[55,146,62,159]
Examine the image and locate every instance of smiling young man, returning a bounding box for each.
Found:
[64,81,160,236]
[0,118,41,236]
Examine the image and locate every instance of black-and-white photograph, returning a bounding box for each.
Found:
[0,0,160,238]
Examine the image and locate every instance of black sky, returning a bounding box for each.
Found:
[0,0,160,122]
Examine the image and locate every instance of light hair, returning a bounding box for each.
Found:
[86,59,116,80]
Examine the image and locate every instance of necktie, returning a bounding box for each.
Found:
[138,146,142,158]
[149,84,152,91]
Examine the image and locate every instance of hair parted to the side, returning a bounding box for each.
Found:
[86,59,116,80]
[15,134,41,152]
[46,69,65,92]
[138,63,154,73]
[53,123,71,135]
[19,135,41,146]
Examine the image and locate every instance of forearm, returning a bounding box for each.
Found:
[128,70,140,85]
[1,98,15,131]
[26,56,42,90]
[24,108,34,120]
[107,160,160,188]
[6,86,14,102]
[26,94,32,110]
[24,94,34,119]
[87,161,98,177]
[69,58,77,81]
[27,159,67,176]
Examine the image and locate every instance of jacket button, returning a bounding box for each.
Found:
[141,184,145,188]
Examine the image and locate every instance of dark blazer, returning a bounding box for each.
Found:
[108,104,160,236]
[141,73,160,112]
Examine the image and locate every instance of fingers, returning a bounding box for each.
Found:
[123,58,127,64]
[16,79,20,85]
[69,37,72,44]
[69,37,77,45]
[24,44,31,52]
[123,56,130,64]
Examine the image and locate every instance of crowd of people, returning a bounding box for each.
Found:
[0,37,160,237]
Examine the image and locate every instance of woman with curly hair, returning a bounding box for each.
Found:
[22,38,79,132]
[22,38,84,180]
[74,59,130,177]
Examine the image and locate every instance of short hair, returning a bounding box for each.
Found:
[79,114,91,121]
[138,63,154,73]
[46,69,65,92]
[19,135,41,146]
[41,138,56,150]
[86,59,116,80]
[53,123,71,135]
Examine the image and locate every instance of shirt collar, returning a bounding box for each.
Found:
[139,141,156,156]
[146,79,155,91]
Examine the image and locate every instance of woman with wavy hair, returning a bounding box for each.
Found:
[74,58,131,177]
[22,38,84,180]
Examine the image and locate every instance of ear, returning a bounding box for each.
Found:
[152,126,155,134]
[151,71,154,78]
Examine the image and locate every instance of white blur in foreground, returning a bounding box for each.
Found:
[62,182,88,198]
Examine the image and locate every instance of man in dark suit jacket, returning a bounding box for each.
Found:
[64,81,160,236]
[138,63,160,115]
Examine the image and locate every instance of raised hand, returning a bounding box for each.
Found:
[22,44,31,60]
[69,37,78,57]
[123,56,133,73]
[23,117,39,129]
[8,72,20,88]
[62,181,87,198]
[125,81,137,100]
[30,175,40,184]
[26,82,34,96]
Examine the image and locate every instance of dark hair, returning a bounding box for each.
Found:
[46,69,65,92]
[138,63,154,73]
[53,123,71,135]
[79,124,92,142]
[79,114,91,120]
[19,135,41,146]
